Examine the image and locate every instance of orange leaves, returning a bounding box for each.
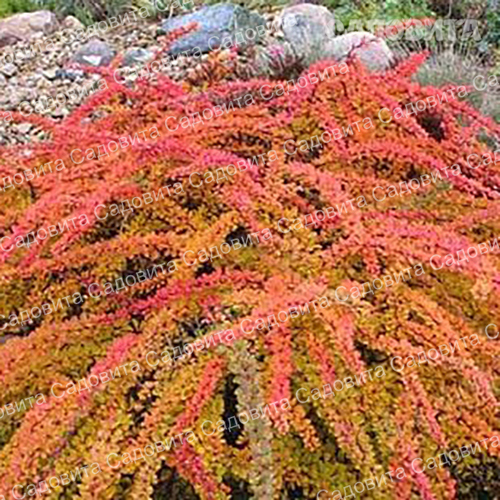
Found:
[0,43,500,499]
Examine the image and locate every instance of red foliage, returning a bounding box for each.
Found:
[0,41,499,498]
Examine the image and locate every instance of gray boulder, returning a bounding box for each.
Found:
[277,4,392,72]
[280,4,336,67]
[0,10,59,48]
[323,31,394,72]
[72,39,116,67]
[159,3,266,55]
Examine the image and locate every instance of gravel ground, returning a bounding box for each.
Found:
[0,10,282,145]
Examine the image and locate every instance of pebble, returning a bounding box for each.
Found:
[42,68,58,80]
[15,123,33,134]
[1,63,17,77]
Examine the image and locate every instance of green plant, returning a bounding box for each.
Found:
[322,0,434,33]
[53,0,127,22]
[423,0,499,56]
[413,48,500,122]
[426,0,487,18]
[485,0,500,57]
[0,0,159,24]
[49,0,160,24]
[0,0,43,19]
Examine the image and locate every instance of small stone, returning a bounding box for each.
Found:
[122,48,154,67]
[72,39,116,67]
[25,77,37,88]
[16,123,33,134]
[62,16,84,32]
[56,69,84,81]
[1,63,17,77]
[42,68,58,80]
[0,74,7,86]
[26,89,38,101]
[51,108,66,118]
[36,77,48,89]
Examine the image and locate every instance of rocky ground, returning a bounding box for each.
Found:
[0,17,249,144]
[0,3,394,145]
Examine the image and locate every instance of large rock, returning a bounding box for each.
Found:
[323,31,394,72]
[280,4,337,67]
[277,4,392,72]
[160,3,266,55]
[0,11,59,48]
[72,39,116,67]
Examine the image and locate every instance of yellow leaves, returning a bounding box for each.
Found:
[289,405,320,452]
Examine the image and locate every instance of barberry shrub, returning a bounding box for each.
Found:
[0,49,500,500]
